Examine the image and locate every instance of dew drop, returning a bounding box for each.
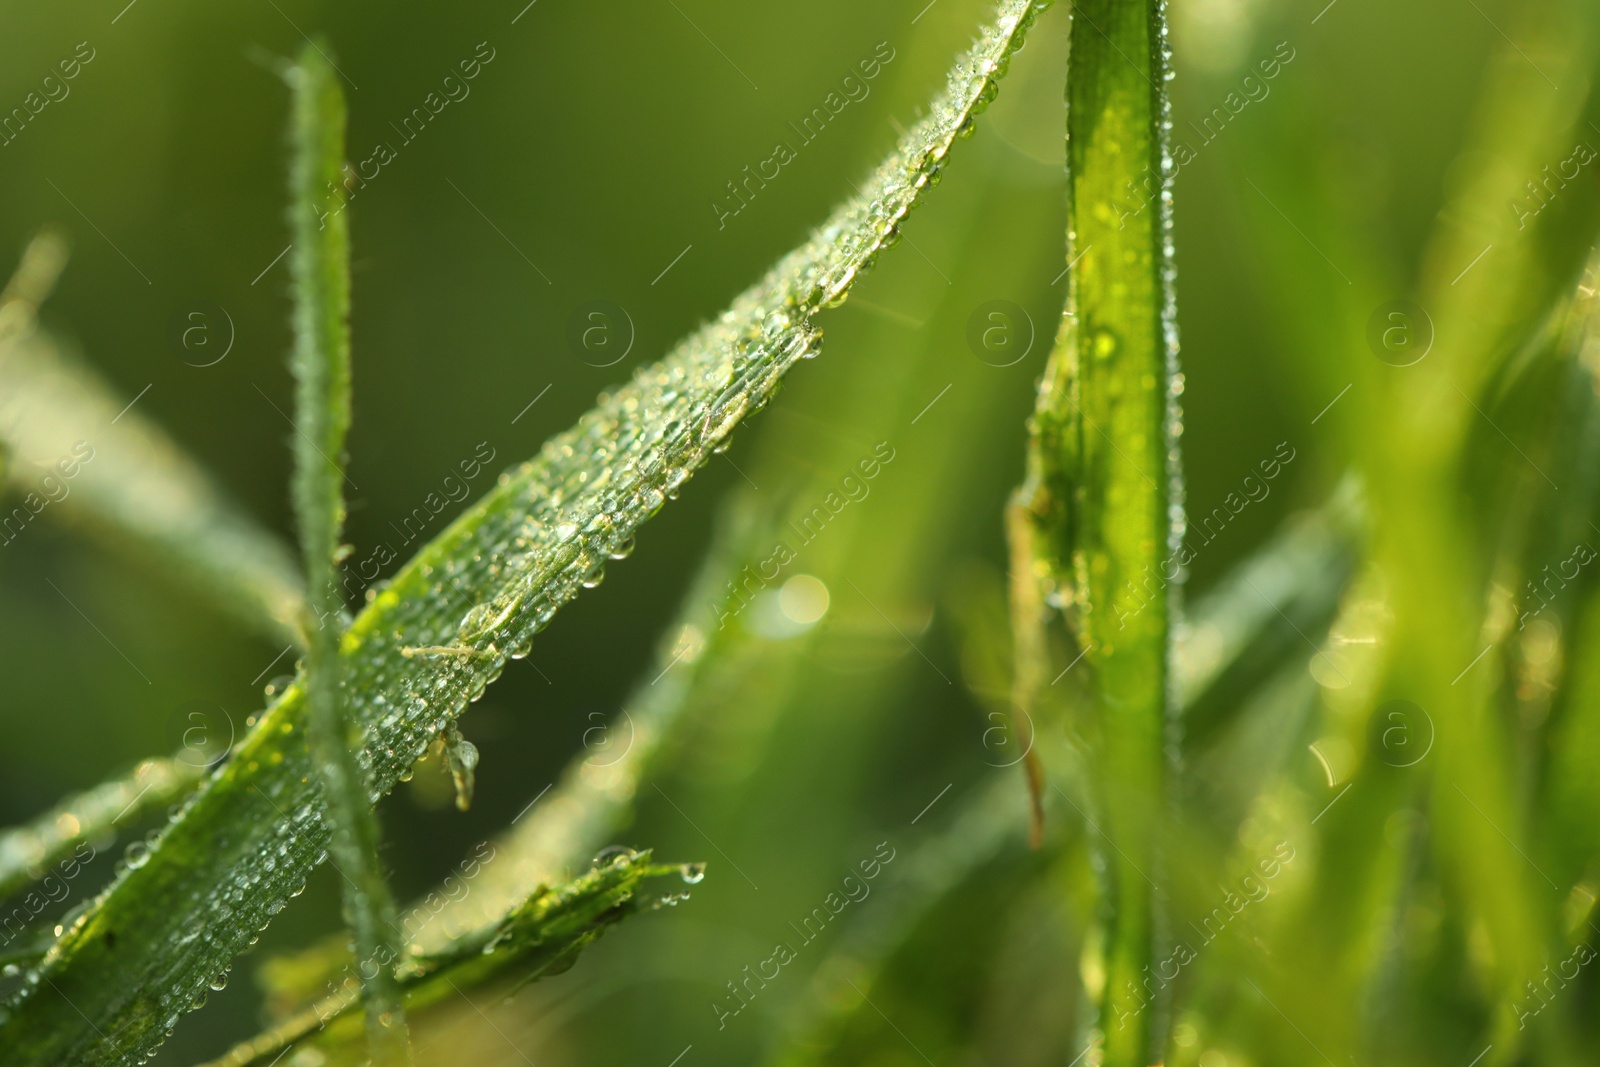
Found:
[459,602,495,634]
[592,844,638,868]
[1091,329,1118,361]
[680,862,706,885]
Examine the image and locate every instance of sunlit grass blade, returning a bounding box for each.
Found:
[253,501,758,1003]
[0,235,305,646]
[401,503,754,953]
[0,755,204,902]
[0,5,1052,1062]
[200,852,685,1067]
[1362,13,1600,1061]
[284,42,411,1066]
[1008,0,1180,1061]
[1215,12,1600,1065]
[0,230,68,345]
[1542,258,1600,891]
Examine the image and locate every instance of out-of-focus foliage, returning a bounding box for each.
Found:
[2,0,1599,1064]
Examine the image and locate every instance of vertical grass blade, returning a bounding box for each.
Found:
[286,42,411,1065]
[1356,13,1600,1060]
[1010,0,1179,1062]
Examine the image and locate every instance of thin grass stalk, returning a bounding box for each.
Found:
[286,42,411,1066]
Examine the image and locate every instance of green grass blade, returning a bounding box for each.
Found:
[1177,484,1361,750]
[0,5,1051,1062]
[763,775,1050,1066]
[400,504,748,953]
[1010,0,1179,1061]
[771,486,1351,1064]
[0,238,304,645]
[0,755,203,903]
[200,852,685,1067]
[251,500,760,1005]
[0,230,68,345]
[285,43,411,1066]
[1364,15,1600,1060]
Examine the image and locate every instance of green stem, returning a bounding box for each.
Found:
[287,43,411,1065]
[1013,0,1178,1062]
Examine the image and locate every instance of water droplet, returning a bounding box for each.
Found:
[208,972,229,992]
[1091,329,1118,361]
[459,602,495,635]
[592,844,638,868]
[680,862,706,884]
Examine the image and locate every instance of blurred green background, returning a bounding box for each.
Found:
[3,0,1594,1063]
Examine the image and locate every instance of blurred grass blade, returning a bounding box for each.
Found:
[766,775,1051,1065]
[202,852,686,1067]
[0,231,68,345]
[0,235,305,646]
[1009,0,1180,1061]
[773,489,1354,1064]
[1363,9,1600,1059]
[285,43,411,1065]
[1177,482,1362,750]
[0,755,203,902]
[0,4,1054,1061]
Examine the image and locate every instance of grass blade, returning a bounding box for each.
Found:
[285,43,410,1065]
[1177,484,1361,750]
[0,238,304,645]
[200,852,685,1067]
[0,5,1052,1061]
[0,231,68,346]
[0,755,203,903]
[772,487,1354,1064]
[401,505,746,952]
[1361,15,1600,1060]
[1008,0,1179,1061]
